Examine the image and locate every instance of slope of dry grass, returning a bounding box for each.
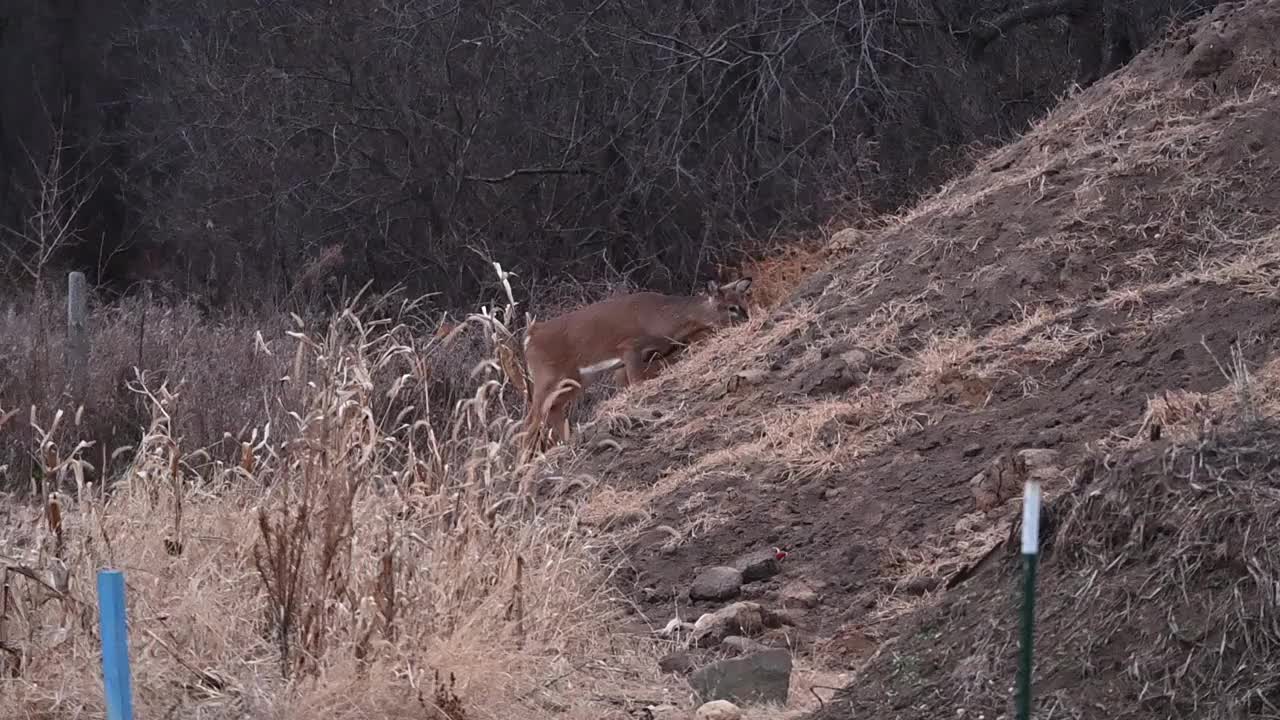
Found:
[815,348,1280,719]
[552,5,1280,715]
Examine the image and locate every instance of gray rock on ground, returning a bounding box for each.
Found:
[971,447,1063,512]
[658,650,696,675]
[689,648,793,706]
[690,566,744,601]
[778,580,820,609]
[641,704,684,719]
[691,601,784,648]
[721,635,770,656]
[733,549,783,583]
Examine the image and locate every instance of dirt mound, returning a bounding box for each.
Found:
[814,410,1280,719]
[547,0,1280,714]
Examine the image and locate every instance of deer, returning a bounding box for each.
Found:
[518,278,753,456]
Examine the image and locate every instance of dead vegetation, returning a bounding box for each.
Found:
[3,3,1280,719]
[0,280,678,720]
[817,347,1280,718]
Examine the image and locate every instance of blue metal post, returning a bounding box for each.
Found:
[97,569,135,720]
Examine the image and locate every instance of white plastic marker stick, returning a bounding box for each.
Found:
[1021,479,1042,554]
[1017,479,1042,720]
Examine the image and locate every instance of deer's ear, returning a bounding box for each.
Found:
[730,277,753,293]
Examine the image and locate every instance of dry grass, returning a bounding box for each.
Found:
[602,276,1103,492]
[736,241,829,309]
[809,331,1280,718]
[1103,337,1280,454]
[569,187,1280,698]
[734,661,853,720]
[7,10,1280,720]
[0,287,498,494]
[0,279,679,720]
[0,292,292,488]
[889,62,1279,266]
[1036,376,1280,717]
[4,251,960,719]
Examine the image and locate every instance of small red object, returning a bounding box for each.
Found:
[774,547,788,561]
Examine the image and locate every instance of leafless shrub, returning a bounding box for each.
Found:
[106,0,1222,309]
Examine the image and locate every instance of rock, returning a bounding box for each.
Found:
[692,607,757,649]
[1019,448,1062,478]
[962,443,984,458]
[642,586,675,603]
[770,608,802,627]
[690,566,744,601]
[641,704,685,719]
[761,625,815,653]
[819,342,870,370]
[695,700,743,720]
[970,449,1027,513]
[689,649,793,706]
[791,357,865,396]
[1184,32,1235,79]
[657,617,695,638]
[969,470,998,512]
[840,348,870,368]
[971,447,1065,512]
[733,549,783,583]
[729,368,769,390]
[779,581,820,609]
[722,635,770,656]
[658,650,696,675]
[691,601,785,648]
[828,227,867,251]
[901,575,941,595]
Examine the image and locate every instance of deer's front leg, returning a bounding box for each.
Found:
[620,336,675,386]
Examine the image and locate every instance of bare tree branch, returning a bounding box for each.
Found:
[463,166,597,184]
[969,0,1091,51]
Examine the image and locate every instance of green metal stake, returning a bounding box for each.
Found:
[1017,479,1042,720]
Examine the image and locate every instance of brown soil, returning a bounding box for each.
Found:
[546,1,1280,716]
[811,419,1280,719]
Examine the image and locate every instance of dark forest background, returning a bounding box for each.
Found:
[0,0,1218,311]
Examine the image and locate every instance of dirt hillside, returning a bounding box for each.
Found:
[551,0,1280,715]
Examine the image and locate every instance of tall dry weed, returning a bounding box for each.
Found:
[0,276,670,719]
